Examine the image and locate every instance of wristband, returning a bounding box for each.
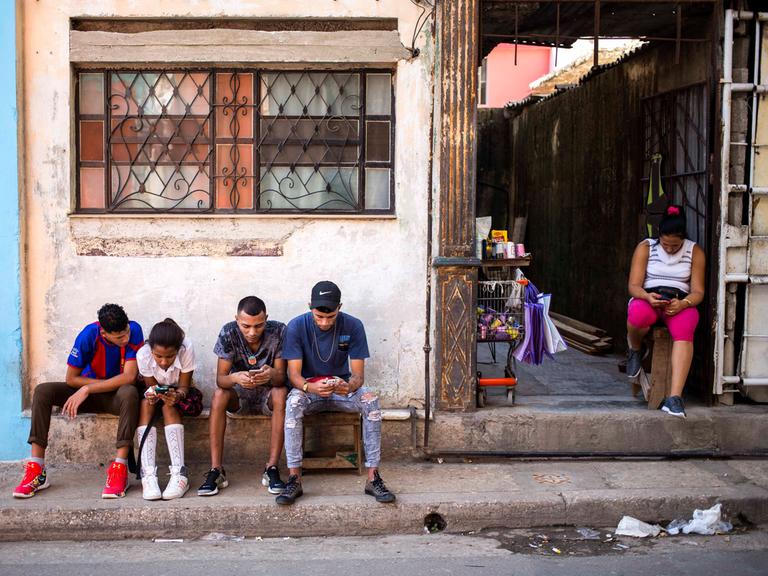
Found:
[683,298,694,307]
[302,381,309,392]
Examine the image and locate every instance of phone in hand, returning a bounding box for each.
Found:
[154,384,174,394]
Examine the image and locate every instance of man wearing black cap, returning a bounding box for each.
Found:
[276,280,395,505]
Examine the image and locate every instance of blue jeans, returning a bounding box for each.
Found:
[284,387,382,469]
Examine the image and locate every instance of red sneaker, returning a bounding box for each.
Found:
[101,461,129,499]
[13,461,50,498]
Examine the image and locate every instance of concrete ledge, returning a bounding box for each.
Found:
[13,403,768,466]
[31,411,419,466]
[427,404,768,456]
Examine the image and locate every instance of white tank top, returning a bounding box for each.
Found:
[643,238,695,293]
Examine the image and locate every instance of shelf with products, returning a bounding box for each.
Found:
[480,256,531,268]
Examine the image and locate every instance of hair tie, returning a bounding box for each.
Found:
[667,206,680,216]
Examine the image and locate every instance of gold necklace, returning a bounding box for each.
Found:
[312,319,338,363]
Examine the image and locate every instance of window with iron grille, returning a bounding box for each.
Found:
[75,70,395,214]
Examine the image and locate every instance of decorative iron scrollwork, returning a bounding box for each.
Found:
[77,69,393,214]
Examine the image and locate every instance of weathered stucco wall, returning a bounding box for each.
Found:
[481,42,711,346]
[22,0,434,407]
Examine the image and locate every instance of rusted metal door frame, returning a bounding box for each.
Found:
[433,0,481,411]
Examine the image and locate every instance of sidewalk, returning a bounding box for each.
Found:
[1,458,767,541]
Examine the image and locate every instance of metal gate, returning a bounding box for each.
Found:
[642,83,709,246]
[715,8,768,400]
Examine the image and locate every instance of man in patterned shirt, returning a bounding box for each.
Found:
[197,296,288,496]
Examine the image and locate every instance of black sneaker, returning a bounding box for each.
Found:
[626,345,648,379]
[364,471,396,503]
[661,396,686,418]
[197,467,228,496]
[275,475,303,505]
[262,465,286,494]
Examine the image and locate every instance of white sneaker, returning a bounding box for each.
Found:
[163,465,189,500]
[141,467,162,501]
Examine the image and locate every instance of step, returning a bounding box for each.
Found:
[427,403,768,457]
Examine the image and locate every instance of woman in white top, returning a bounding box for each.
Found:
[627,205,706,418]
[136,318,196,500]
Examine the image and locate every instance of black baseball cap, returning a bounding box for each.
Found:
[311,281,341,310]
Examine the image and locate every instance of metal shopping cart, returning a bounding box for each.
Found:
[476,279,526,406]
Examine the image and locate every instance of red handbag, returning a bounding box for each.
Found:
[176,387,204,417]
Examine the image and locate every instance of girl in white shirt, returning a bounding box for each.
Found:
[136,318,196,500]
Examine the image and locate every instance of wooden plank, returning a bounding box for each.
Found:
[511,216,527,244]
[552,319,603,344]
[305,412,360,426]
[480,256,532,267]
[564,339,603,355]
[648,327,673,409]
[70,29,410,63]
[434,0,480,412]
[549,312,608,336]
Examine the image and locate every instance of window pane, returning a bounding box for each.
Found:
[260,118,359,165]
[215,144,254,210]
[365,121,390,162]
[365,168,390,210]
[216,73,254,139]
[79,121,104,162]
[111,165,210,210]
[79,73,104,115]
[260,167,358,211]
[110,72,211,117]
[366,74,391,116]
[79,168,105,209]
[260,72,361,117]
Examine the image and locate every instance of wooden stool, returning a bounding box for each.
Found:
[302,412,363,474]
[646,327,673,409]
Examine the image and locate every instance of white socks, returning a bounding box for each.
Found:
[137,423,185,478]
[164,424,185,469]
[135,425,157,474]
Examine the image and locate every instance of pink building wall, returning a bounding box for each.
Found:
[482,44,552,107]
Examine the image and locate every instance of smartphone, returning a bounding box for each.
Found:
[154,384,175,394]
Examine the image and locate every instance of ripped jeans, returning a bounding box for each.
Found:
[284,387,382,469]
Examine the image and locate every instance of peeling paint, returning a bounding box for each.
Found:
[73,237,284,257]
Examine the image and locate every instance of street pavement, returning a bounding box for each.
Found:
[1,530,767,576]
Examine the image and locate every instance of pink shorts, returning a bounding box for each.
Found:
[627,298,699,342]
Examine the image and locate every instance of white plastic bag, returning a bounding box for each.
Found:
[538,293,567,355]
[682,503,733,535]
[615,516,662,538]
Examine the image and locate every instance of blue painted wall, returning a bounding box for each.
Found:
[0,0,27,461]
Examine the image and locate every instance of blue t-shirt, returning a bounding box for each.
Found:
[67,321,144,379]
[282,311,369,381]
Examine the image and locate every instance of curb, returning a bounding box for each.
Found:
[2,486,767,541]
